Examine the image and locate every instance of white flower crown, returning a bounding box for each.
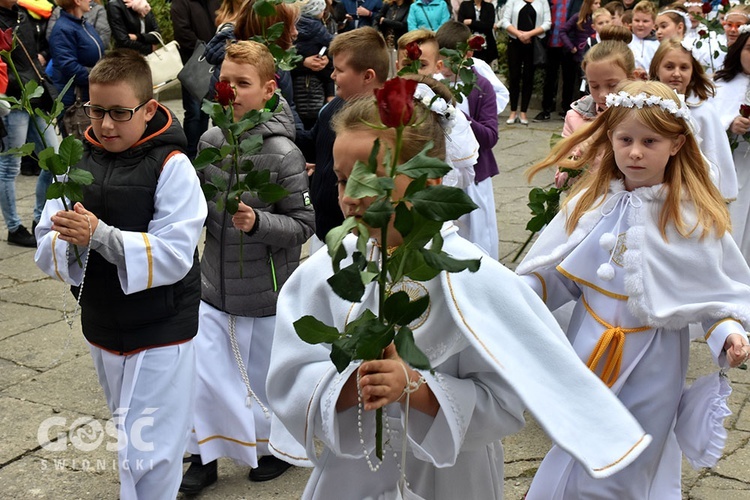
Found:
[738,23,750,34]
[413,86,457,133]
[660,9,693,30]
[605,91,691,121]
[682,1,702,6]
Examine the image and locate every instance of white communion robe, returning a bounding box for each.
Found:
[517,181,750,499]
[714,73,750,262]
[267,223,651,500]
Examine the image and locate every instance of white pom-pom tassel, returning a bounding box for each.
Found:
[599,233,617,251]
[597,263,615,281]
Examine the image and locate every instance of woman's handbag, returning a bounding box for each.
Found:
[62,87,90,141]
[16,34,58,112]
[532,36,547,67]
[146,32,183,89]
[177,42,214,100]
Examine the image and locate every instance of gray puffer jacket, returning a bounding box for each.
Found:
[198,97,315,317]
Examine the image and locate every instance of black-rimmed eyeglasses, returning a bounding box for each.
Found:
[83,101,149,122]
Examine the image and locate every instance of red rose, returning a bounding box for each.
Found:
[405,41,422,61]
[740,104,750,118]
[701,2,712,14]
[468,35,485,51]
[698,29,708,37]
[0,28,12,52]
[214,81,235,106]
[721,0,729,6]
[374,77,418,128]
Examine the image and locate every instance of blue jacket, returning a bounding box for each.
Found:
[49,10,105,107]
[295,15,333,57]
[340,0,382,30]
[407,0,450,31]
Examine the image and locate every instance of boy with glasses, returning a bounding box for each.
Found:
[34,48,207,500]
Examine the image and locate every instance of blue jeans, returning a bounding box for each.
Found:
[0,109,58,231]
[181,88,209,160]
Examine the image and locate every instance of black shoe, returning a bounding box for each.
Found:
[20,156,40,176]
[7,225,36,247]
[179,458,217,495]
[248,456,293,482]
[533,111,550,122]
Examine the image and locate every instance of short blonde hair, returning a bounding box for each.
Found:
[89,49,152,102]
[633,0,657,20]
[592,7,612,22]
[225,41,276,83]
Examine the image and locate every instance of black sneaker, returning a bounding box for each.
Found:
[533,111,551,122]
[7,225,36,247]
[179,458,217,495]
[248,455,292,482]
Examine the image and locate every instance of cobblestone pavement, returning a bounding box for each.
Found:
[1,100,750,499]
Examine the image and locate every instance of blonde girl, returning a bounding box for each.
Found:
[714,29,750,262]
[519,80,750,499]
[266,80,650,500]
[649,38,737,201]
[655,4,690,41]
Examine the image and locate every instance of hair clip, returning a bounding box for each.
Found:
[605,91,691,120]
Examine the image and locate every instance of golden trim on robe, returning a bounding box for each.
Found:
[531,272,547,303]
[704,317,737,341]
[141,233,153,288]
[51,232,63,282]
[556,265,629,301]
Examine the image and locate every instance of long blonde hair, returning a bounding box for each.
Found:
[527,80,729,239]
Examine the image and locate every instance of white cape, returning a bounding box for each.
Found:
[267,224,650,481]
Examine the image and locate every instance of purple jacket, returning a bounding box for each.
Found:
[560,13,594,62]
[465,71,499,183]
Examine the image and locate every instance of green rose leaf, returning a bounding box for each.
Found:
[326,217,358,260]
[331,339,355,373]
[401,212,442,249]
[327,257,366,303]
[395,143,451,179]
[394,325,431,370]
[37,146,56,171]
[58,136,84,167]
[420,248,481,273]
[225,193,240,214]
[240,135,264,156]
[403,174,427,199]
[345,160,384,198]
[256,182,288,204]
[384,291,429,326]
[408,185,478,222]
[210,173,228,192]
[393,201,413,238]
[66,168,94,186]
[294,315,342,344]
[202,183,219,201]
[362,198,394,229]
[264,21,285,42]
[193,147,223,170]
[63,182,84,203]
[397,248,441,282]
[253,0,278,17]
[46,181,65,200]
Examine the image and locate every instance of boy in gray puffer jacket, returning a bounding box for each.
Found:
[181,40,315,495]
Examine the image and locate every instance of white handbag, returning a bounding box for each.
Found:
[146,32,183,89]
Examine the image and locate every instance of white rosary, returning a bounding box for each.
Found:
[356,362,426,489]
[50,215,92,369]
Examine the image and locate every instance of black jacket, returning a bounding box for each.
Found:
[170,0,221,62]
[457,0,498,63]
[106,0,160,55]
[375,1,410,45]
[78,104,201,354]
[0,4,49,99]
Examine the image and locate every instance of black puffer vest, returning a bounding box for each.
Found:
[76,105,201,354]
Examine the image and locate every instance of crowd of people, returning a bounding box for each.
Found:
[5,0,750,497]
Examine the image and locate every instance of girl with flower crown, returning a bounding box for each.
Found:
[714,28,750,262]
[650,37,737,201]
[265,80,650,500]
[518,80,750,499]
